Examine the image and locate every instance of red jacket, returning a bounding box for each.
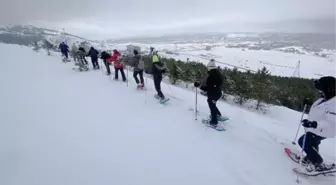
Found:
[108,50,124,69]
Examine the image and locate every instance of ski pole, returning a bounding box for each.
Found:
[292,104,307,145]
[145,77,148,104]
[126,66,129,87]
[100,61,104,75]
[195,88,198,120]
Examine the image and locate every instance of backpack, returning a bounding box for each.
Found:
[137,57,145,70]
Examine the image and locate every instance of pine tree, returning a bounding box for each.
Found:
[168,62,182,84]
[32,41,40,52]
[182,67,194,88]
[233,71,252,105]
[43,40,53,55]
[221,68,235,95]
[251,67,272,110]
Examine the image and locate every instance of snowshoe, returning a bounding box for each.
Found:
[293,163,336,177]
[62,57,71,62]
[79,67,89,72]
[285,148,336,176]
[201,119,225,131]
[154,95,170,104]
[137,84,145,90]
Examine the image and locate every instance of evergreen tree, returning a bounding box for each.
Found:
[43,39,53,55]
[251,67,273,110]
[32,41,40,52]
[182,67,194,88]
[222,68,237,94]
[233,71,253,105]
[168,62,182,84]
[193,69,204,85]
[138,54,318,112]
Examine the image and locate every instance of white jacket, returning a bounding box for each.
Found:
[306,97,336,138]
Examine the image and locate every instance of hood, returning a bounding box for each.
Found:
[314,76,336,100]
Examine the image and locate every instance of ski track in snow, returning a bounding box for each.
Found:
[0,44,335,185]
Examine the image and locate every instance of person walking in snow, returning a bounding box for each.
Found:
[151,49,167,100]
[100,51,112,75]
[194,59,223,127]
[110,49,126,81]
[78,47,88,65]
[298,76,335,172]
[87,46,100,69]
[71,43,78,61]
[59,42,69,59]
[74,46,89,71]
[129,49,145,89]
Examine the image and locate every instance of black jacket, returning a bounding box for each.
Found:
[152,61,167,76]
[200,69,223,97]
[100,51,111,61]
[87,47,99,59]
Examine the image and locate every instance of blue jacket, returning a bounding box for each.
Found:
[88,47,99,59]
[59,43,69,53]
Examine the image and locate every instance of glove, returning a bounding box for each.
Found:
[302,119,317,128]
[194,82,200,87]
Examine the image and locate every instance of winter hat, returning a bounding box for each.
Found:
[133,49,138,55]
[314,76,335,99]
[207,59,216,71]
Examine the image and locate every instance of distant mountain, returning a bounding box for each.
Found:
[0,24,98,47]
[107,32,260,44]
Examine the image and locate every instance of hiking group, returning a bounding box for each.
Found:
[58,42,336,174]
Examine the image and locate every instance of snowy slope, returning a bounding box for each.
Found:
[0,44,335,185]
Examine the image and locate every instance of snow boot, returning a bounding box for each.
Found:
[137,84,145,90]
[202,119,218,128]
[208,115,228,122]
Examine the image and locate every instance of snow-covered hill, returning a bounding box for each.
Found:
[0,24,100,48]
[0,43,335,185]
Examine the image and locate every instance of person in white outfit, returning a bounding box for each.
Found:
[298,76,335,172]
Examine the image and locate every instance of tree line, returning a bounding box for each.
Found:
[35,41,318,112]
[139,55,318,112]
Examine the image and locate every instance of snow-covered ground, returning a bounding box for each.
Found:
[112,43,335,78]
[0,44,335,185]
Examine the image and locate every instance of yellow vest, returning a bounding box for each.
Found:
[152,55,159,63]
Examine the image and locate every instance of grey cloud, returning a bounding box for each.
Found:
[0,0,334,39]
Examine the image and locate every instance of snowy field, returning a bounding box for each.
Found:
[113,43,335,79]
[0,44,335,185]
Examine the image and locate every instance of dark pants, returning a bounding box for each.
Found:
[104,61,111,75]
[207,93,222,125]
[91,57,99,69]
[133,70,144,85]
[153,75,164,99]
[115,68,126,81]
[62,51,68,58]
[80,56,88,64]
[298,132,325,165]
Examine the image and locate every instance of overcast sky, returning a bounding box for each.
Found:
[0,0,335,39]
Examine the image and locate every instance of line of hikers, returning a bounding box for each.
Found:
[59,42,336,174]
[59,43,168,100]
